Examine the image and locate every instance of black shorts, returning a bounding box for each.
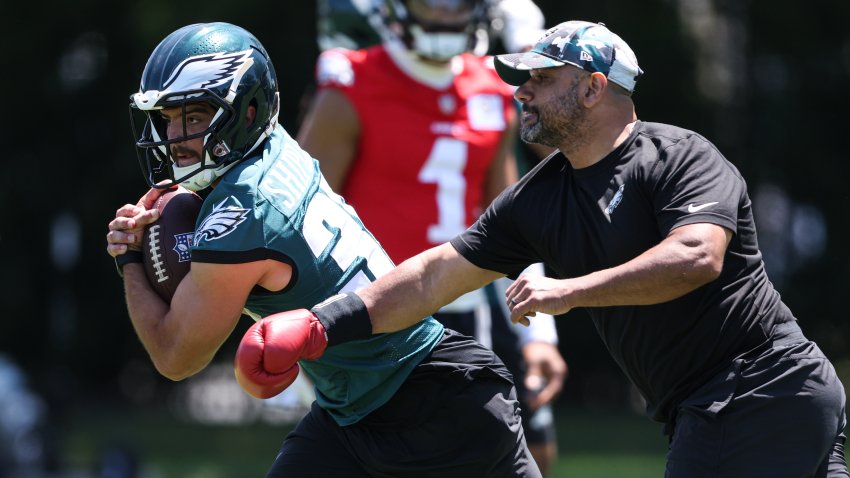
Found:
[666,321,848,477]
[266,329,542,478]
[435,308,557,446]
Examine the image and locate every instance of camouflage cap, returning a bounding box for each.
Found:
[494,21,643,92]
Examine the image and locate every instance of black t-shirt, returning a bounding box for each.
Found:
[451,121,795,423]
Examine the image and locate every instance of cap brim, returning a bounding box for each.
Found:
[494,52,565,86]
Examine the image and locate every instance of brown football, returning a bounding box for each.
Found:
[142,186,204,302]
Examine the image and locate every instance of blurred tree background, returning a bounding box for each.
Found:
[0,0,848,475]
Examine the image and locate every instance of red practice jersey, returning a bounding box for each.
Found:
[316,45,516,264]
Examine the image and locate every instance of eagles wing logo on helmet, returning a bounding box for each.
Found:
[163,50,254,91]
[195,200,250,244]
[134,50,254,107]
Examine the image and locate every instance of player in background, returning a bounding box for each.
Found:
[317,0,548,54]
[300,0,565,473]
[106,22,541,477]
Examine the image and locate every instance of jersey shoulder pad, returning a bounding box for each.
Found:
[481,54,497,71]
[316,47,364,88]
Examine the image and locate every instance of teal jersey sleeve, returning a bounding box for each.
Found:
[192,126,444,425]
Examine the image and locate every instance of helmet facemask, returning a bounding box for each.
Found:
[130,90,238,191]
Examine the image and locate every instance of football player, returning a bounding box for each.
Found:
[106,22,541,477]
[317,0,547,54]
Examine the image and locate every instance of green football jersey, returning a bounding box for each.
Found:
[192,126,444,425]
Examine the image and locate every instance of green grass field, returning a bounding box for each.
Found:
[554,408,666,477]
[60,403,666,477]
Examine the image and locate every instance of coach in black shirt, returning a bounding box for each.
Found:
[254,20,848,477]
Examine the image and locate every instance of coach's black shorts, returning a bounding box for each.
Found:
[665,321,848,477]
[435,309,557,446]
[265,329,542,478]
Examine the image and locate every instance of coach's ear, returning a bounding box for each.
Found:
[582,72,608,108]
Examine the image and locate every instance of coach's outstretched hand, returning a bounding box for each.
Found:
[235,310,328,399]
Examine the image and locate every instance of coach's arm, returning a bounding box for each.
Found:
[358,242,514,333]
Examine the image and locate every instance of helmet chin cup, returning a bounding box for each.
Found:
[410,25,469,61]
[172,156,216,191]
[180,169,215,192]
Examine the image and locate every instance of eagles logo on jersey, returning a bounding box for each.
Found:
[195,199,250,244]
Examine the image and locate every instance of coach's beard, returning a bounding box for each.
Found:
[520,106,559,148]
[519,106,538,138]
[521,82,588,151]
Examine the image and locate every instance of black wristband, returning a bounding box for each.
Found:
[311,293,373,347]
[115,250,144,278]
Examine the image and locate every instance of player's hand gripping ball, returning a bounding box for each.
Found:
[142,186,203,302]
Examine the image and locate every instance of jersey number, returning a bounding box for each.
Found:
[418,137,468,244]
[303,190,393,293]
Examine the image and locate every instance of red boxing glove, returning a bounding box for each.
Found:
[234,309,329,399]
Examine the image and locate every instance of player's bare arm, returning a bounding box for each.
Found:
[297,88,360,192]
[357,242,506,334]
[108,187,293,380]
[123,257,291,381]
[522,341,568,409]
[505,222,733,323]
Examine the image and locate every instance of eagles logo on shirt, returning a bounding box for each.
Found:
[195,199,250,245]
[605,183,625,215]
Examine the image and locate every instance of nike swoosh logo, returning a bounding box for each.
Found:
[687,202,719,213]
